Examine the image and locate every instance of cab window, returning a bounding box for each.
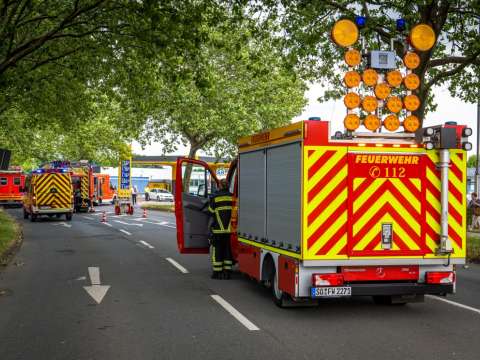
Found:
[14,177,21,186]
[0,177,7,186]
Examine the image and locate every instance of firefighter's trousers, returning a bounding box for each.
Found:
[211,234,232,273]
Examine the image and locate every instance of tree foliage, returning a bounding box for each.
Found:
[262,0,480,123]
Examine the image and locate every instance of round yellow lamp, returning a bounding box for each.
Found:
[345,49,361,67]
[344,92,361,109]
[404,73,420,90]
[344,71,361,88]
[386,70,403,87]
[403,52,420,69]
[404,115,420,132]
[386,96,403,113]
[404,94,421,111]
[344,114,360,131]
[410,24,436,51]
[383,114,400,132]
[364,114,380,131]
[362,69,378,87]
[362,95,378,112]
[374,83,391,99]
[332,19,359,47]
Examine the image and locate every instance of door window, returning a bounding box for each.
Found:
[182,164,217,197]
[14,177,21,186]
[0,177,7,186]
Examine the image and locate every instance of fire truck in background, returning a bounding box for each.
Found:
[92,173,115,205]
[0,168,25,206]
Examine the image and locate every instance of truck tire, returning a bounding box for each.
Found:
[23,208,29,219]
[66,213,72,221]
[30,213,37,222]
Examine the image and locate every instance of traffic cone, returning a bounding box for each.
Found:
[101,211,106,223]
[143,208,147,218]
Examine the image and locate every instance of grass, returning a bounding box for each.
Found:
[0,208,19,261]
[140,203,175,212]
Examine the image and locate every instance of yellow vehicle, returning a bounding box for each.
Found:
[23,168,74,222]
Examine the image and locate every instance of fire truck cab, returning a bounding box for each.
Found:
[0,169,25,207]
[175,120,470,307]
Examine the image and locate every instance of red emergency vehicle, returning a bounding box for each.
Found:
[92,173,116,205]
[0,169,25,206]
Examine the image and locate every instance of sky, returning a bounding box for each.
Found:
[132,83,479,158]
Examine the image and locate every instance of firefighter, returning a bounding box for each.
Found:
[208,179,233,279]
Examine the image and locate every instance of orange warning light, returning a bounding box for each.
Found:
[404,94,421,111]
[362,95,378,113]
[374,83,391,100]
[364,114,380,131]
[344,92,361,109]
[404,115,420,132]
[332,19,359,47]
[404,73,420,90]
[410,24,436,51]
[344,114,360,131]
[383,114,400,132]
[344,71,361,88]
[362,69,378,87]
[345,49,361,67]
[403,52,420,70]
[386,96,403,113]
[386,70,403,87]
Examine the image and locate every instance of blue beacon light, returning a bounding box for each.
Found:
[396,18,406,32]
[354,16,366,28]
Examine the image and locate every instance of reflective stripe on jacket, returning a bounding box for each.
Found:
[208,190,233,234]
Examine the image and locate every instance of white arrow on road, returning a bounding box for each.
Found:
[83,267,110,304]
[52,222,72,228]
[113,220,143,227]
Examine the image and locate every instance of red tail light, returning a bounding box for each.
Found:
[425,271,455,284]
[312,273,344,286]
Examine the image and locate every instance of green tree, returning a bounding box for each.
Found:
[263,0,480,124]
[468,154,478,168]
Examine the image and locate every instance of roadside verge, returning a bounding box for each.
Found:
[0,208,22,266]
[140,203,174,213]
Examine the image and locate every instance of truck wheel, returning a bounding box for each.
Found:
[23,208,29,219]
[30,214,37,222]
[66,213,72,221]
[271,269,291,308]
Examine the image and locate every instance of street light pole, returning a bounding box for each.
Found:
[476,21,480,193]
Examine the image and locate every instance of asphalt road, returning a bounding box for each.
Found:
[1,205,480,360]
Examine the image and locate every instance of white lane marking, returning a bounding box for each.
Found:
[119,229,132,236]
[88,267,101,285]
[102,222,113,227]
[426,295,480,315]
[210,295,260,331]
[139,240,155,249]
[113,220,143,227]
[131,219,176,228]
[83,267,110,304]
[83,216,95,220]
[52,222,72,228]
[166,257,189,274]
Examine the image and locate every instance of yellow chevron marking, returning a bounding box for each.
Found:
[390,178,421,210]
[353,213,420,251]
[353,191,420,235]
[306,189,347,238]
[306,165,347,211]
[353,177,367,191]
[307,150,346,192]
[308,211,347,255]
[326,234,348,258]
[353,178,387,213]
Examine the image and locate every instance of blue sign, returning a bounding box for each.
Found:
[120,160,131,190]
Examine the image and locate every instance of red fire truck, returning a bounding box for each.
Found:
[174,120,471,306]
[92,173,116,205]
[0,169,25,206]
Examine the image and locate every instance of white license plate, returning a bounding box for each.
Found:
[311,286,352,298]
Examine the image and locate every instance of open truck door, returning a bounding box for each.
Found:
[175,158,220,254]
